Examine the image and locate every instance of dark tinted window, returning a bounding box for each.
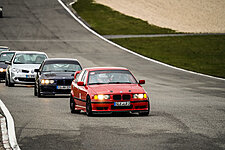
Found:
[42,60,82,72]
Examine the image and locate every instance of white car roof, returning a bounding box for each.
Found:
[14,51,47,55]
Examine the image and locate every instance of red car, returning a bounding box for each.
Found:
[70,67,150,116]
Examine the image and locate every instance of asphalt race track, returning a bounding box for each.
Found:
[0,0,225,149]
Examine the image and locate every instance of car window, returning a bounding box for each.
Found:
[42,63,81,72]
[81,70,87,81]
[88,70,137,85]
[81,70,88,85]
[0,52,15,62]
[77,70,85,82]
[0,48,9,53]
[75,73,80,83]
[13,54,47,64]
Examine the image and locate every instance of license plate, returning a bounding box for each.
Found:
[26,75,34,78]
[114,101,130,106]
[57,86,70,89]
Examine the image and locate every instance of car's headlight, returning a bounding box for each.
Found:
[0,68,6,72]
[12,68,21,73]
[133,93,147,99]
[41,79,54,85]
[94,94,110,100]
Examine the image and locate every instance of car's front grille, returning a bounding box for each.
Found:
[17,77,35,82]
[123,95,131,100]
[113,94,131,100]
[113,95,121,100]
[57,79,73,85]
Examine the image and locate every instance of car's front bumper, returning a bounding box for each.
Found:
[91,100,149,113]
[11,72,36,84]
[40,85,71,95]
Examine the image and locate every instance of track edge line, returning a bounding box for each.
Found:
[0,99,20,150]
[58,0,225,81]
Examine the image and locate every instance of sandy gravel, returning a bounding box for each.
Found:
[95,0,225,33]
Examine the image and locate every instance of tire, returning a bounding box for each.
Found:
[70,95,80,114]
[37,83,42,97]
[34,83,37,96]
[5,76,8,86]
[139,101,150,116]
[8,75,14,87]
[86,95,92,116]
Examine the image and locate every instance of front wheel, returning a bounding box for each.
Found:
[70,95,80,114]
[37,83,42,97]
[86,96,92,116]
[5,76,8,86]
[34,83,37,96]
[8,75,14,87]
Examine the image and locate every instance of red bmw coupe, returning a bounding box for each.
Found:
[70,67,150,116]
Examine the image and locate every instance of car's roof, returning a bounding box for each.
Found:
[0,51,17,54]
[45,58,79,61]
[0,46,9,49]
[14,51,47,55]
[84,67,129,71]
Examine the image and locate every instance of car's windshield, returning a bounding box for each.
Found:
[13,53,47,64]
[88,70,137,85]
[0,48,9,53]
[42,63,81,72]
[0,52,15,62]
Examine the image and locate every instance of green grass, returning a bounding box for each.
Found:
[73,0,225,78]
[111,35,225,78]
[73,0,176,35]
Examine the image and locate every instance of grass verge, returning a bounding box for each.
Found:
[111,35,225,78]
[72,0,176,35]
[73,0,225,78]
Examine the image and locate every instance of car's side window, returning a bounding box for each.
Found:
[39,62,45,72]
[75,73,80,83]
[81,71,88,85]
[77,70,85,82]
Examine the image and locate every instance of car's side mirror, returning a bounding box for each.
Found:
[77,81,84,86]
[139,80,145,84]
[5,61,11,65]
[34,69,39,72]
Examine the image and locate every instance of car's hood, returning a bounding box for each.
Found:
[89,84,145,94]
[12,64,41,70]
[0,62,7,69]
[41,72,74,79]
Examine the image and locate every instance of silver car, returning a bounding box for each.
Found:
[5,51,48,86]
[0,46,9,53]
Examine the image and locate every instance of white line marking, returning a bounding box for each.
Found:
[58,0,225,81]
[0,99,20,150]
[0,116,11,149]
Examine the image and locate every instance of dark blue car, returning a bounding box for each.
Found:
[34,58,82,97]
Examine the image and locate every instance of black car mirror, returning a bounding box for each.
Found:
[34,69,39,72]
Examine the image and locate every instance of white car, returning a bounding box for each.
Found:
[0,46,9,53]
[5,51,48,86]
